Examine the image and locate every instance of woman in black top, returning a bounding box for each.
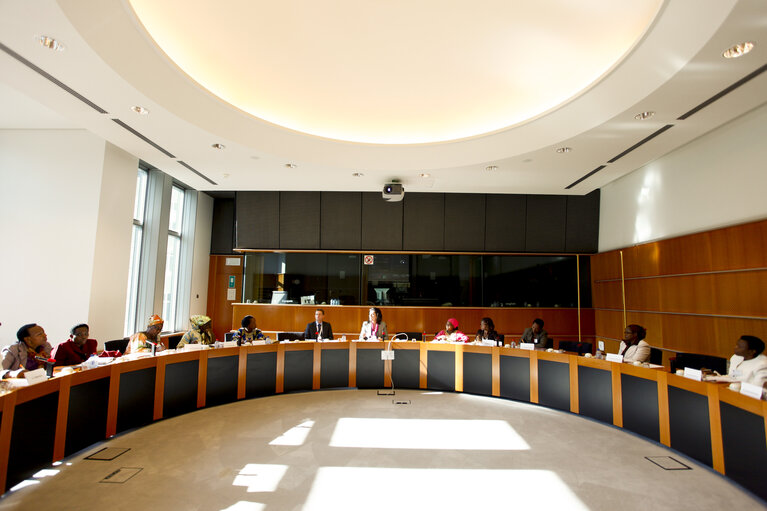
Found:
[476,317,500,343]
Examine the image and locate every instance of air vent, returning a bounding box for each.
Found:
[112,119,176,158]
[565,165,606,190]
[0,41,108,114]
[678,62,767,120]
[607,124,674,164]
[177,161,218,185]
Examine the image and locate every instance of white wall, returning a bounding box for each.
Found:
[599,102,767,252]
[189,192,213,316]
[88,142,139,344]
[0,129,106,346]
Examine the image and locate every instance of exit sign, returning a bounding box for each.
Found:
[228,276,236,288]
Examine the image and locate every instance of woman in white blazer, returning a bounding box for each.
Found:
[359,307,388,341]
[618,324,651,363]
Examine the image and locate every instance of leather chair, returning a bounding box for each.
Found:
[649,347,663,365]
[670,352,727,374]
[277,331,305,342]
[396,332,423,341]
[104,338,129,353]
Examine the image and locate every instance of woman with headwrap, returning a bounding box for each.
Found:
[126,314,166,354]
[177,315,215,348]
[435,318,469,343]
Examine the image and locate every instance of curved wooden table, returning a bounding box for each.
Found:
[0,342,765,500]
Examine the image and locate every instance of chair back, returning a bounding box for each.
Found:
[104,338,129,353]
[671,352,727,374]
[649,347,664,365]
[396,332,423,341]
[277,331,305,342]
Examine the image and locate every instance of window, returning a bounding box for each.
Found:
[124,168,148,335]
[162,185,185,329]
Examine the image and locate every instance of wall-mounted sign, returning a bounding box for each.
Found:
[363,255,374,265]
[228,275,236,288]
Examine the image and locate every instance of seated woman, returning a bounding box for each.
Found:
[1,323,54,378]
[53,323,98,366]
[126,314,167,354]
[435,318,469,343]
[728,335,767,387]
[233,315,266,344]
[177,315,214,348]
[475,317,500,344]
[359,307,388,341]
[618,324,650,363]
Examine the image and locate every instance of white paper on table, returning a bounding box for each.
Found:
[605,353,623,363]
[222,340,238,348]
[519,342,535,351]
[739,382,764,399]
[25,368,47,384]
[683,367,703,381]
[184,343,202,351]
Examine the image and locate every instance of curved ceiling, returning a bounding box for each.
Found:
[127,0,662,145]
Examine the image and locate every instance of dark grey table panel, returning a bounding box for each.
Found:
[577,366,612,424]
[463,352,492,396]
[117,366,156,433]
[538,360,570,411]
[284,350,313,392]
[246,352,277,397]
[320,349,349,388]
[206,355,239,407]
[427,351,455,391]
[499,355,530,402]
[621,374,659,442]
[164,360,199,418]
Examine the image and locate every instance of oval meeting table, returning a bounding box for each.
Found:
[0,341,764,501]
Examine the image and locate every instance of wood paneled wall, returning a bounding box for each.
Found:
[591,219,767,359]
[206,255,243,342]
[230,303,595,343]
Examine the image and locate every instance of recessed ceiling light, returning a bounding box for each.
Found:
[38,35,64,52]
[555,147,572,153]
[352,172,364,177]
[484,165,498,172]
[285,163,297,169]
[131,105,149,115]
[522,158,533,163]
[250,155,260,160]
[634,111,654,120]
[223,173,230,178]
[722,41,754,59]
[419,173,431,178]
[211,143,226,150]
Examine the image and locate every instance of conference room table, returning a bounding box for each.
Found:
[0,340,764,500]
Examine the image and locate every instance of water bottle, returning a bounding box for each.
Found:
[85,354,99,369]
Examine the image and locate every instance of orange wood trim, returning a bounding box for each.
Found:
[666,373,709,395]
[53,377,70,461]
[577,357,613,370]
[13,379,59,405]
[276,344,285,393]
[455,346,463,392]
[0,392,18,492]
[419,342,428,389]
[153,356,166,421]
[69,366,111,385]
[197,350,208,409]
[491,347,500,397]
[348,343,357,388]
[312,343,322,390]
[619,363,661,380]
[237,348,247,400]
[106,363,121,437]
[764,400,767,451]
[569,356,579,414]
[718,386,765,414]
[707,384,725,474]
[529,351,539,404]
[657,371,671,446]
[612,364,623,428]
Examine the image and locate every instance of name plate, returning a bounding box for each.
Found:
[222,341,238,348]
[683,367,703,381]
[606,353,624,363]
[25,368,47,384]
[519,342,535,351]
[740,382,764,400]
[184,343,202,351]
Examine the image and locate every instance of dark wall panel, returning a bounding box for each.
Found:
[721,402,767,501]
[621,374,659,442]
[117,366,156,433]
[284,350,314,392]
[499,355,530,401]
[427,350,455,391]
[463,352,492,395]
[668,386,712,467]
[236,191,279,248]
[444,194,485,251]
[164,360,199,419]
[246,352,277,397]
[7,392,58,491]
[403,193,445,250]
[66,377,110,456]
[206,356,239,407]
[485,195,526,251]
[211,197,235,254]
[577,366,612,424]
[356,348,385,388]
[361,192,403,250]
[525,195,567,252]
[320,349,350,388]
[280,192,320,249]
[321,192,362,249]
[392,349,420,389]
[538,360,570,411]
[565,190,600,253]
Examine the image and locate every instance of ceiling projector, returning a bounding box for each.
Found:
[382,183,404,202]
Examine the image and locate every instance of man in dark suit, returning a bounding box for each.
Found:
[304,309,333,340]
